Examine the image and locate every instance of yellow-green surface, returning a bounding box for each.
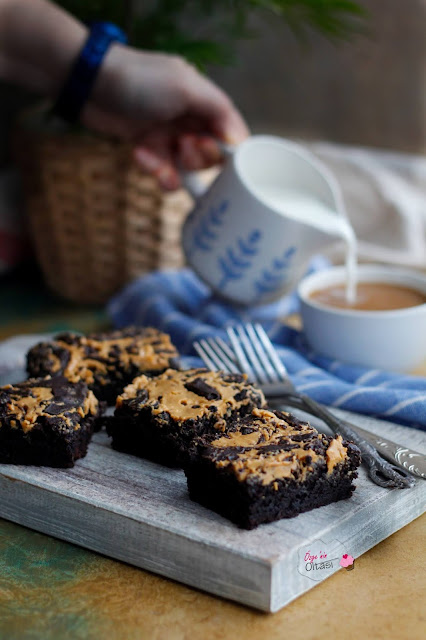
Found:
[0,515,424,640]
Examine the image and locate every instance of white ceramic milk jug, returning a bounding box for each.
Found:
[182,136,356,305]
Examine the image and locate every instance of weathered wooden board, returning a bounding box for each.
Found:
[0,360,425,611]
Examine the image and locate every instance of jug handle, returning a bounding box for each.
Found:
[180,141,235,201]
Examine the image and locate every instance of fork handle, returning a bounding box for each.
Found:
[286,392,414,489]
[342,422,426,480]
[273,394,424,478]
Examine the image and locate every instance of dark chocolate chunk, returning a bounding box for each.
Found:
[136,389,149,403]
[45,402,66,415]
[184,377,222,401]
[291,432,314,442]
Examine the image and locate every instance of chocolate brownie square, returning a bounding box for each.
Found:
[185,408,361,529]
[0,376,101,468]
[109,368,266,466]
[26,326,179,404]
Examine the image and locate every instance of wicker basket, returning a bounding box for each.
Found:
[15,125,193,304]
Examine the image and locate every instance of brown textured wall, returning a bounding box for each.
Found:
[209,0,426,153]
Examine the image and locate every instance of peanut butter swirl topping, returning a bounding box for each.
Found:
[117,368,265,422]
[28,327,178,386]
[206,408,349,485]
[0,377,99,434]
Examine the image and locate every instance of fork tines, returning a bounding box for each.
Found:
[194,323,287,387]
[193,336,239,374]
[227,324,287,385]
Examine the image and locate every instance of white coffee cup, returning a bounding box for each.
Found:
[182,136,355,306]
[298,265,426,372]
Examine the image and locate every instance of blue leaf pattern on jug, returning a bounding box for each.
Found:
[190,200,229,253]
[254,246,297,296]
[217,229,262,290]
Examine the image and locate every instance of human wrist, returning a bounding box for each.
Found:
[89,42,128,108]
[53,21,127,122]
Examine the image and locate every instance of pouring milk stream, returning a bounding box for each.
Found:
[249,185,358,303]
[182,136,358,306]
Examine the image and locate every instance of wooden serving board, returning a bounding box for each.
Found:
[0,355,425,612]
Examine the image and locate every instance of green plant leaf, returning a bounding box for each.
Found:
[54,0,368,66]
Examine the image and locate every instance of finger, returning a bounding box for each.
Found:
[184,72,250,144]
[196,136,223,165]
[137,128,175,163]
[177,134,223,171]
[134,128,181,189]
[178,134,207,171]
[133,146,180,191]
[210,100,250,146]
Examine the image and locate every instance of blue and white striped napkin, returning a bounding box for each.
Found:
[107,264,426,430]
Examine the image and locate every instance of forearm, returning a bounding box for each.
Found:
[0,0,86,95]
[0,0,248,185]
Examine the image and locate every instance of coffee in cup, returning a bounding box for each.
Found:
[309,282,426,312]
[298,265,426,371]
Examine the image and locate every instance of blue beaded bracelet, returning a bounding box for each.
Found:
[53,21,127,123]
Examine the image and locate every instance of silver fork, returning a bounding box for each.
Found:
[194,323,417,489]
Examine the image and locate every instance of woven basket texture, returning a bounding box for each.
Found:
[15,131,193,304]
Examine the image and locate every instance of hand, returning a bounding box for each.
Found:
[83,46,249,189]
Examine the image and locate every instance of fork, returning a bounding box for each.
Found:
[194,323,416,489]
